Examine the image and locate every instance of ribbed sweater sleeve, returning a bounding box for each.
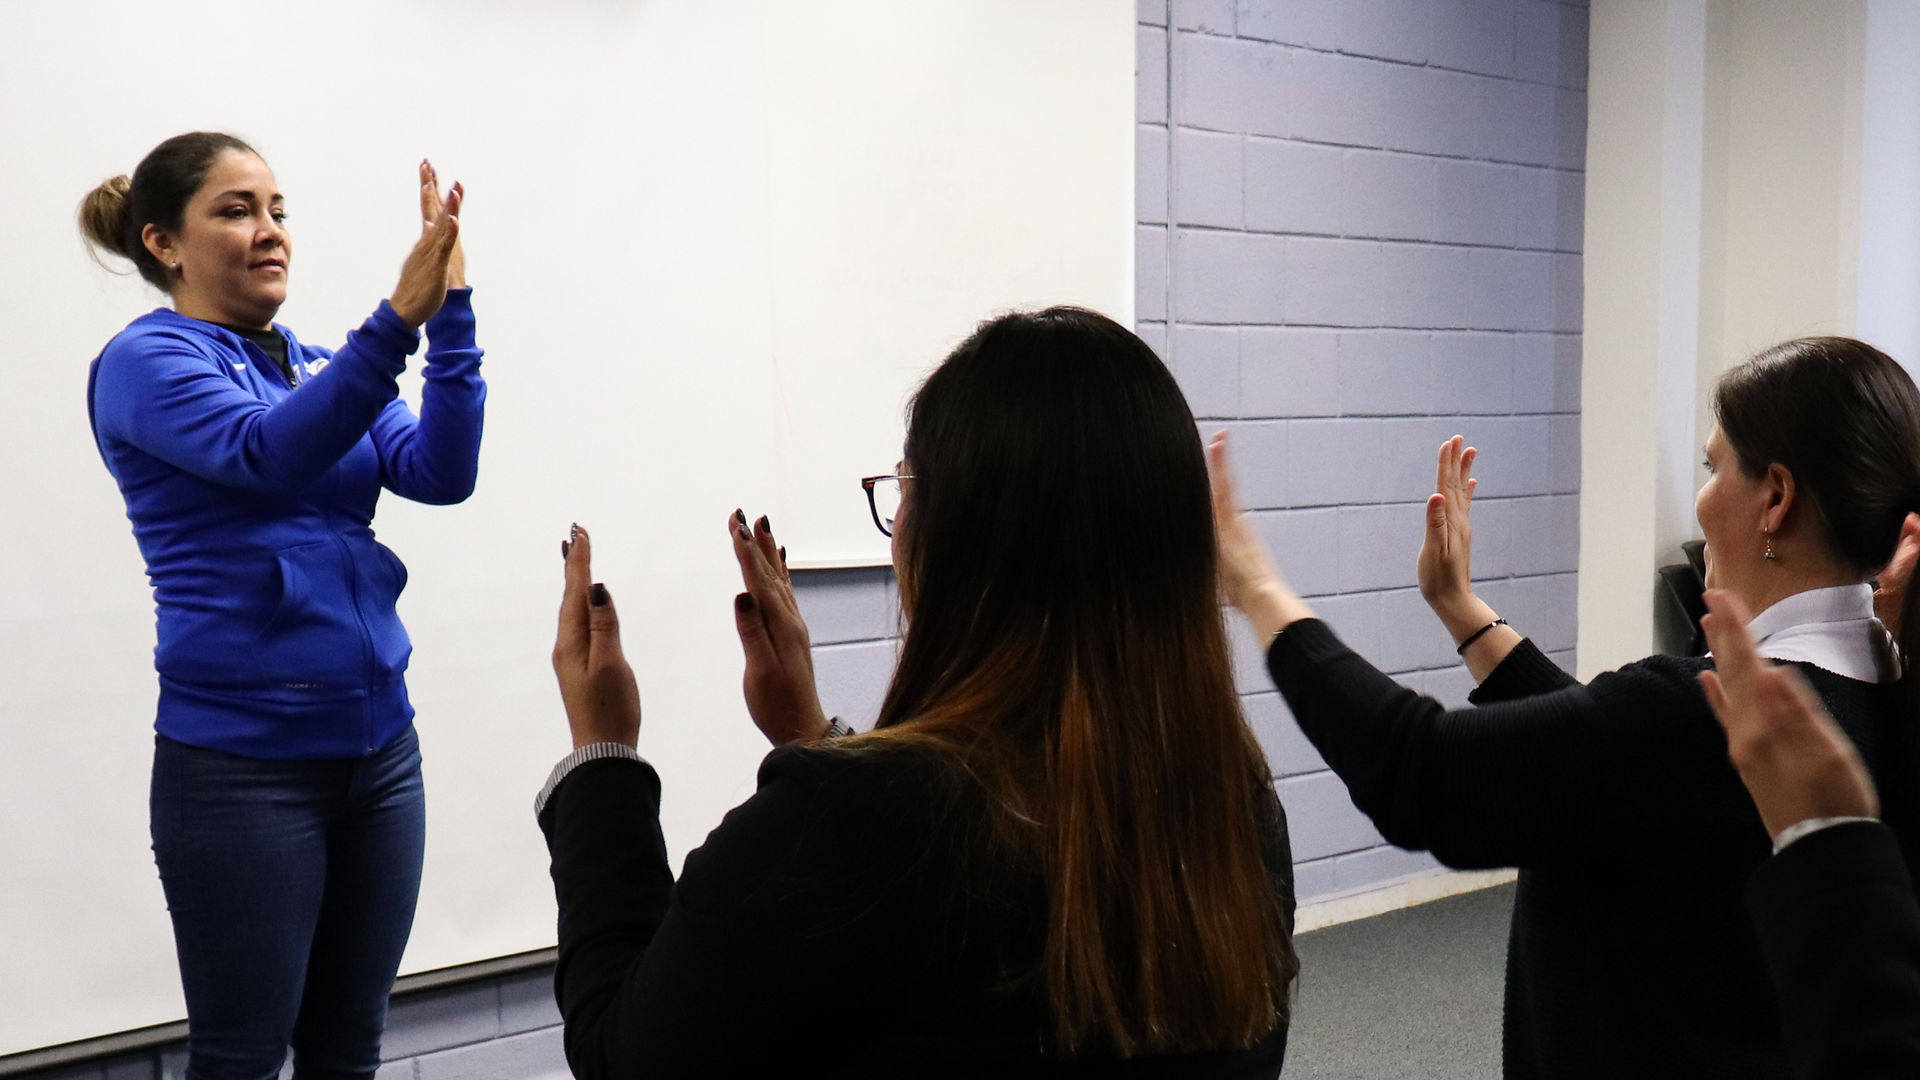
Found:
[1747,820,1920,1080]
[369,287,485,504]
[93,301,418,493]
[1470,638,1580,703]
[1266,619,1743,869]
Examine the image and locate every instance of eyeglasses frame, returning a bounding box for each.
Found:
[860,472,913,537]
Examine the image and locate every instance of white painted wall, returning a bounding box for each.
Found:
[1578,0,1908,676]
[0,0,1132,1055]
[1857,0,1920,365]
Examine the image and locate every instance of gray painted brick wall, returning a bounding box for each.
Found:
[1141,0,1587,903]
[22,5,1587,1077]
[26,969,567,1080]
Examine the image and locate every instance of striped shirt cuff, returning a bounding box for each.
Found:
[1772,815,1880,855]
[534,742,645,819]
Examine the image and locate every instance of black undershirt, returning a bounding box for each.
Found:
[214,322,297,386]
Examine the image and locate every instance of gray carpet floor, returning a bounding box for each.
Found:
[1284,882,1515,1079]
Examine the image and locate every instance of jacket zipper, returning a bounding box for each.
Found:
[329,528,378,754]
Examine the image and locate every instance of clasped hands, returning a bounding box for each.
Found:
[390,159,467,330]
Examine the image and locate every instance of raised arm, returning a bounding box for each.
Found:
[94,160,467,495]
[1416,435,1532,683]
[94,309,419,493]
[1262,617,1738,868]
[1210,431,1731,867]
[370,164,484,504]
[368,288,485,504]
[1208,431,1571,701]
[540,527,893,1075]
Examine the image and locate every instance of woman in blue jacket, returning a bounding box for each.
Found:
[79,131,484,1080]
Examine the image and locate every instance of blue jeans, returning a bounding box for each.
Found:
[150,727,426,1080]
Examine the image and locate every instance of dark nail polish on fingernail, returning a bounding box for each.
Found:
[736,525,751,542]
[590,583,609,607]
[757,515,771,534]
[779,546,787,564]
[570,523,580,543]
[735,592,754,613]
[561,540,570,560]
[734,508,746,526]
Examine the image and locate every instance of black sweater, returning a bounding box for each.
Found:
[1266,619,1914,1080]
[538,742,1296,1078]
[1748,820,1920,1080]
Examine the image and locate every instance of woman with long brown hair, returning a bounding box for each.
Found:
[538,307,1298,1076]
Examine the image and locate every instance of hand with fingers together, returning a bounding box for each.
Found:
[1412,435,1520,676]
[1697,588,1878,841]
[1205,431,1316,642]
[552,524,641,750]
[728,511,830,746]
[417,158,466,291]
[390,158,464,329]
[1418,435,1479,611]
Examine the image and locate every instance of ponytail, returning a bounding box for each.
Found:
[78,175,135,262]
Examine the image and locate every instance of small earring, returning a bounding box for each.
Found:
[1764,531,1777,561]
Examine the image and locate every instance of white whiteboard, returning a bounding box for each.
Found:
[0,0,1133,1054]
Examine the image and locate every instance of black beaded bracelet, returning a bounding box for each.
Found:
[1456,618,1509,655]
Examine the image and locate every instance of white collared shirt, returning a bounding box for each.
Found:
[1740,583,1897,684]
[1724,584,1895,853]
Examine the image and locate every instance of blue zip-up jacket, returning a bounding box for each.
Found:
[88,290,485,759]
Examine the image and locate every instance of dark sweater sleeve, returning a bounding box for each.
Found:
[1747,821,1920,1080]
[92,302,418,493]
[537,748,914,1078]
[368,288,485,505]
[1266,619,1745,868]
[1469,637,1580,704]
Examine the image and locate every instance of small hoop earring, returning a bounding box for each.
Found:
[1764,531,1777,561]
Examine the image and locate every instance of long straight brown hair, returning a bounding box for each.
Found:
[855,307,1296,1056]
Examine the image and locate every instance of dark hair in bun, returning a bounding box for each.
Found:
[78,132,257,290]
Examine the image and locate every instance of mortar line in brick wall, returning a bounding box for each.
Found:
[1174,122,1587,171]
[1168,222,1581,255]
[1225,415,1582,425]
[1279,570,1576,597]
[1222,408,1578,418]
[1177,325,1577,335]
[1171,28,1590,92]
[1170,329,1584,339]
[1244,490,1575,508]
[1227,132,1590,176]
[1242,500,1569,514]
[1234,136,1590,179]
[1159,11,1176,351]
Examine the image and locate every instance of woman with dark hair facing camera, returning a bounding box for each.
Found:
[1210,336,1920,1079]
[82,132,484,1079]
[540,308,1298,1076]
